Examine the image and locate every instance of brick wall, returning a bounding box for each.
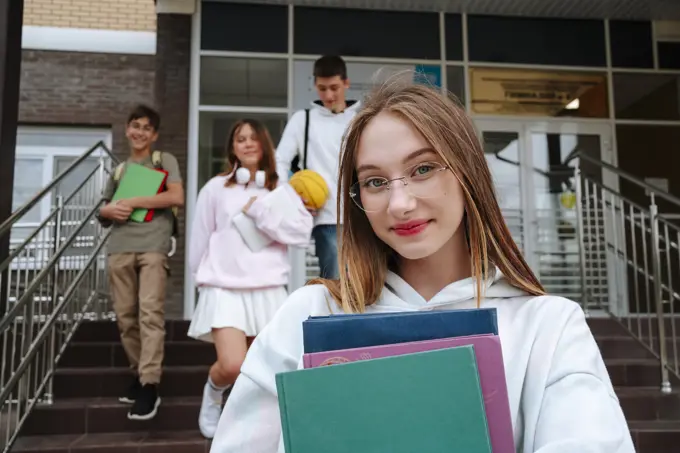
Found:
[154,14,191,319]
[18,50,155,157]
[24,0,156,32]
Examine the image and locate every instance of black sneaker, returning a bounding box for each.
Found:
[127,384,161,421]
[119,377,141,404]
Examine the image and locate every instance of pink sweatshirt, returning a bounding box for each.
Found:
[189,175,313,290]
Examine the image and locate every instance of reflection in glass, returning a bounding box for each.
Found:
[200,57,288,107]
[613,73,680,121]
[446,65,466,106]
[470,67,609,118]
[198,112,288,190]
[530,132,606,304]
[481,131,523,251]
[13,158,44,223]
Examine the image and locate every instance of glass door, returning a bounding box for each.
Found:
[525,123,617,313]
[475,120,619,312]
[474,120,530,262]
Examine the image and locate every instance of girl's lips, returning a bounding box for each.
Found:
[392,220,431,237]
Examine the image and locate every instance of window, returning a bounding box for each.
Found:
[616,125,680,214]
[658,42,680,70]
[613,73,680,121]
[609,20,654,68]
[467,15,606,67]
[469,67,609,118]
[293,60,444,111]
[13,158,44,223]
[200,1,288,53]
[294,7,440,60]
[200,57,288,107]
[446,66,465,106]
[444,14,463,61]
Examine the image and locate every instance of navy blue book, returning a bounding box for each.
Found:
[302,308,498,354]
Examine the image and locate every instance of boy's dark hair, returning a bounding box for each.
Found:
[313,55,347,80]
[127,104,161,131]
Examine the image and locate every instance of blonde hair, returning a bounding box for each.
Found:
[310,75,545,313]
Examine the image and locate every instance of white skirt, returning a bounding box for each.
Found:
[187,285,289,342]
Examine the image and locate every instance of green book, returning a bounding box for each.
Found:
[276,345,492,453]
[111,163,167,223]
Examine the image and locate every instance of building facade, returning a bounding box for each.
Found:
[11,0,680,319]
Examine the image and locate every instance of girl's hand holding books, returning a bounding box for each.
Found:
[242,196,258,214]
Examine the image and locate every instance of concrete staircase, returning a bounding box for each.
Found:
[10,318,680,452]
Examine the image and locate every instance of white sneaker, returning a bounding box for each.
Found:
[198,381,226,439]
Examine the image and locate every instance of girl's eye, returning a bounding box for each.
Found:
[413,163,434,176]
[362,178,387,189]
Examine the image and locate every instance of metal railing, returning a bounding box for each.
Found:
[0,141,117,451]
[572,153,680,393]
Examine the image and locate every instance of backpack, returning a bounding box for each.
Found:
[113,150,179,240]
[290,108,310,174]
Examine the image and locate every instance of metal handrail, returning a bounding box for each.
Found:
[0,140,115,239]
[0,141,116,452]
[573,158,680,395]
[566,151,680,208]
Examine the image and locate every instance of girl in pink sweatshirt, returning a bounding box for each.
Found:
[187,119,313,439]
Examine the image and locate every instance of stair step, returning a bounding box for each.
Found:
[72,321,192,343]
[606,359,680,387]
[59,341,215,368]
[52,367,209,399]
[630,421,680,453]
[616,387,680,422]
[12,430,209,453]
[596,336,656,360]
[21,397,202,436]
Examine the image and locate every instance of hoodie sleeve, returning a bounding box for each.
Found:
[209,286,319,453]
[245,184,313,246]
[529,302,635,453]
[188,181,216,278]
[275,110,306,184]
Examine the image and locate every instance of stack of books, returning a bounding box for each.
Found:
[275,308,514,453]
[111,163,168,222]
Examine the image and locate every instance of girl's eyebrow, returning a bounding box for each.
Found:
[356,147,437,174]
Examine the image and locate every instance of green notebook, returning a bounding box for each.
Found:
[276,345,492,453]
[111,162,167,223]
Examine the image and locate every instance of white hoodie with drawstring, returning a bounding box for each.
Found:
[275,100,362,227]
[209,269,635,453]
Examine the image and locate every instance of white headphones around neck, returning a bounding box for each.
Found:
[235,167,266,188]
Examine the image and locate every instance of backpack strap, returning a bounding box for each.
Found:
[303,108,310,170]
[150,150,180,239]
[151,150,163,168]
[113,162,125,182]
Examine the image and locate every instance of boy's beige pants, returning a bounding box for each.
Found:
[108,252,168,385]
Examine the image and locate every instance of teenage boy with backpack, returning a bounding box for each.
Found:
[96,104,184,421]
[275,55,361,279]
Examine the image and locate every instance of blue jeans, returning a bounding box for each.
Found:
[312,225,340,279]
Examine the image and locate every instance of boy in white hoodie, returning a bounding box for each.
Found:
[210,78,635,452]
[275,55,361,279]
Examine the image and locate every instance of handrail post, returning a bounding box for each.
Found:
[650,195,671,394]
[574,162,589,315]
[45,195,63,405]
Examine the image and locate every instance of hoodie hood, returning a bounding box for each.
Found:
[375,268,530,312]
[311,99,361,116]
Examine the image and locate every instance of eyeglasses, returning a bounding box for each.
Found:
[349,161,450,212]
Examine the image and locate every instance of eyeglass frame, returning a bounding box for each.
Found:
[348,161,451,212]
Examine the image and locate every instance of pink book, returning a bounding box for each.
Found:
[303,334,514,453]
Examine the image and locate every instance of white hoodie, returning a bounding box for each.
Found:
[210,270,635,453]
[275,100,362,227]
